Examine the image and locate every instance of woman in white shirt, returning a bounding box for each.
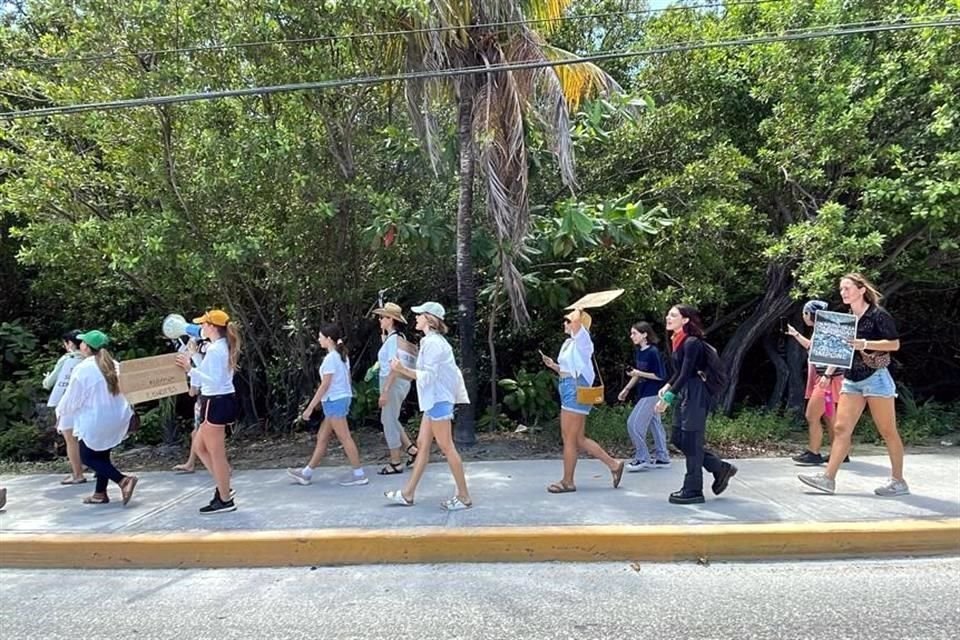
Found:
[372,303,416,475]
[384,302,473,511]
[56,330,138,506]
[175,309,241,515]
[541,309,624,493]
[43,329,87,485]
[287,323,367,487]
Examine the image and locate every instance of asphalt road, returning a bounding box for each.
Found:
[1,558,958,639]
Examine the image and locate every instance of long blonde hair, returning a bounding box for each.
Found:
[225,322,242,371]
[93,348,121,395]
[842,272,883,306]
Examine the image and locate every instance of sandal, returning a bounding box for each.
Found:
[120,475,138,506]
[60,476,88,485]
[378,462,404,475]
[611,461,625,489]
[405,444,419,467]
[441,496,472,511]
[172,464,195,474]
[83,493,109,504]
[547,482,577,494]
[384,489,414,506]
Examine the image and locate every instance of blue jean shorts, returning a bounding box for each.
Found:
[322,397,352,418]
[841,368,897,398]
[425,401,454,421]
[558,375,592,416]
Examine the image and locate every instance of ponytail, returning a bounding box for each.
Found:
[94,348,121,395]
[319,323,348,362]
[225,322,242,371]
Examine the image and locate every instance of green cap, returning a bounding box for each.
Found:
[77,330,110,350]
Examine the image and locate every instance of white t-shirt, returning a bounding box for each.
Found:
[378,333,400,382]
[45,351,85,408]
[557,326,595,386]
[320,351,353,401]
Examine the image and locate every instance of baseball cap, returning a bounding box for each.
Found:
[411,301,445,320]
[802,300,828,316]
[77,330,110,350]
[193,309,230,327]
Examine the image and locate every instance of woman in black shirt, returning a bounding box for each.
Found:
[656,305,737,504]
[798,273,908,497]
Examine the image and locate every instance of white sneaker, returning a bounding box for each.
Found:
[798,472,835,494]
[874,478,909,497]
[626,460,651,473]
[286,468,312,486]
[338,472,369,487]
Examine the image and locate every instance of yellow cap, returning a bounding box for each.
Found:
[193,309,230,327]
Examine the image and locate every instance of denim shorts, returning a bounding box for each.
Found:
[841,368,897,398]
[425,401,454,421]
[558,375,592,416]
[322,397,352,418]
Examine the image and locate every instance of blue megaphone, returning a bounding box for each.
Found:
[162,314,204,340]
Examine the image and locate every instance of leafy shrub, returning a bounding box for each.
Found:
[707,408,791,445]
[583,404,633,449]
[0,422,54,461]
[498,368,558,426]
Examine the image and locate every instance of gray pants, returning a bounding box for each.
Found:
[627,395,669,463]
[380,378,411,449]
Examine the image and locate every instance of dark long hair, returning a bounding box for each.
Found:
[631,321,659,345]
[674,304,705,338]
[320,323,349,362]
[62,330,82,350]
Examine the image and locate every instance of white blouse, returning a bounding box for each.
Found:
[414,332,469,411]
[56,358,133,451]
[188,338,235,396]
[557,326,595,386]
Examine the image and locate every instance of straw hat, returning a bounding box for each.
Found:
[373,302,407,324]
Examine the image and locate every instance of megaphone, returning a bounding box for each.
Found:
[162,314,203,340]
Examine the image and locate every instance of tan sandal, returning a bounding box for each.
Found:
[612,461,625,489]
[547,482,577,494]
[120,476,138,506]
[83,493,109,504]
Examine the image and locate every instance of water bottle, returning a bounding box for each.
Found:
[824,387,834,418]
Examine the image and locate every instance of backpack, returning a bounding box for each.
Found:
[696,340,729,402]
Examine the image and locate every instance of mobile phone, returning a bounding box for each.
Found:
[778,317,787,334]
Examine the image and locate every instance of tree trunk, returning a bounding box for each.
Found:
[718,262,795,414]
[454,84,478,446]
[487,281,501,428]
[762,331,789,411]
[785,336,807,415]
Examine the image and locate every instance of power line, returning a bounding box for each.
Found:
[3,17,957,121]
[7,0,782,68]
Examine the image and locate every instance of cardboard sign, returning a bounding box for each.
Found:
[396,337,419,380]
[119,353,189,405]
[809,311,857,369]
[565,289,625,310]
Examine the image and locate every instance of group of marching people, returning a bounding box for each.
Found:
[13,271,908,517]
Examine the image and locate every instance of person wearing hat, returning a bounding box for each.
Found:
[42,329,88,485]
[175,309,242,514]
[384,302,473,510]
[541,308,625,494]
[786,300,847,466]
[372,303,417,474]
[56,330,138,506]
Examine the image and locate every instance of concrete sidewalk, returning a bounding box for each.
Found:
[1,454,958,567]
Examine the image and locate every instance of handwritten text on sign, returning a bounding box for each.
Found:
[119,354,189,405]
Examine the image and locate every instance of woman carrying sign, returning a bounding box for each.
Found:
[43,330,87,485]
[799,274,908,496]
[372,303,416,474]
[655,305,737,504]
[540,308,623,494]
[786,300,846,466]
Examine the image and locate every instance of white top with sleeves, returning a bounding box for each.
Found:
[377,332,411,393]
[414,332,469,411]
[56,358,133,451]
[44,351,85,408]
[188,338,235,396]
[319,351,354,401]
[556,326,595,386]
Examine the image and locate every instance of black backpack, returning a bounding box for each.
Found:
[696,340,729,402]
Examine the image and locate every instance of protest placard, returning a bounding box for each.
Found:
[119,353,189,405]
[809,311,857,369]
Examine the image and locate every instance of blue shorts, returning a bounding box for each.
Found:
[322,397,352,418]
[841,368,897,398]
[425,401,454,421]
[558,376,592,416]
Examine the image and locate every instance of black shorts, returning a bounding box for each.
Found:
[199,394,238,426]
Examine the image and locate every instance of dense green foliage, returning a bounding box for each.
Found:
[1,1,957,459]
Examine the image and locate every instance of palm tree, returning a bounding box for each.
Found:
[401,1,621,443]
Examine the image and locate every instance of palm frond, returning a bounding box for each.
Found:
[518,0,577,33]
[540,43,625,111]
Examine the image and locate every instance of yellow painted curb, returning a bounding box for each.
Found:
[1,519,958,569]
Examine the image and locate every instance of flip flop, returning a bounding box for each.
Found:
[83,493,109,504]
[547,482,577,494]
[60,477,88,485]
[405,444,419,468]
[378,462,404,475]
[611,461,625,489]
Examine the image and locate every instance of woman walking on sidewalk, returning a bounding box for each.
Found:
[43,329,87,485]
[787,300,846,466]
[384,302,473,510]
[372,303,416,475]
[287,324,368,487]
[56,330,138,506]
[656,305,737,505]
[541,308,624,494]
[798,274,908,496]
[175,310,242,514]
[618,321,671,472]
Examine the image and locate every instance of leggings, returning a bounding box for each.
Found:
[79,440,125,494]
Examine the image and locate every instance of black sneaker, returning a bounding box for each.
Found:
[824,454,851,464]
[792,450,825,466]
[669,490,705,505]
[711,463,738,496]
[200,496,236,514]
